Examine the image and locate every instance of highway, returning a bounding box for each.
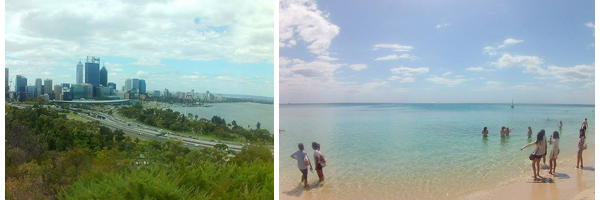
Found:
[7,103,253,152]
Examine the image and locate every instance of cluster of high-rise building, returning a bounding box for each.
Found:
[6,56,129,102]
[5,57,229,103]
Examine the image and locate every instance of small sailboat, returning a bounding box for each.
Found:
[511,99,514,109]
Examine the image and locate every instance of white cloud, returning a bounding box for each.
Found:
[372,44,413,52]
[390,67,429,76]
[398,77,415,83]
[280,0,340,55]
[389,76,415,83]
[6,0,274,64]
[375,54,400,61]
[436,23,450,29]
[317,55,338,61]
[585,82,594,89]
[466,67,485,71]
[349,64,368,71]
[483,38,524,55]
[586,22,595,35]
[494,53,543,69]
[426,75,468,87]
[511,83,540,91]
[547,65,594,82]
[443,71,452,76]
[374,54,415,61]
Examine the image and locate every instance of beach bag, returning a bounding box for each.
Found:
[319,153,327,167]
[529,153,535,161]
[303,153,310,166]
[583,144,588,150]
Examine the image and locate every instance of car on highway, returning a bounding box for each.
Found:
[194,144,200,147]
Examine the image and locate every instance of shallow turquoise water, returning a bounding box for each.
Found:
[279,104,595,199]
[171,102,274,133]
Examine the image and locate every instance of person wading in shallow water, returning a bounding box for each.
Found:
[576,128,586,169]
[312,142,326,183]
[291,143,312,187]
[482,127,488,137]
[521,130,547,181]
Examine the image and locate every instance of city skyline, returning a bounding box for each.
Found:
[6,0,274,98]
[280,0,594,104]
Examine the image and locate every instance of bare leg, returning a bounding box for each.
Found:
[531,160,536,179]
[579,151,584,168]
[543,154,546,165]
[549,159,553,174]
[536,159,541,179]
[317,170,324,183]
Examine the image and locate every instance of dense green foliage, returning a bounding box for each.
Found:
[5,105,274,200]
[119,103,273,143]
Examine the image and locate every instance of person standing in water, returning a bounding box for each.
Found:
[559,121,563,130]
[291,143,312,187]
[527,127,533,138]
[482,127,489,137]
[500,127,506,137]
[548,131,560,175]
[506,127,511,136]
[581,118,588,131]
[312,142,325,183]
[576,128,586,168]
[521,130,547,180]
[521,129,546,180]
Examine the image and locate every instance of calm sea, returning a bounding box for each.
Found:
[279,103,595,199]
[171,102,274,133]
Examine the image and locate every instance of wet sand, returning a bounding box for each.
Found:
[459,145,595,200]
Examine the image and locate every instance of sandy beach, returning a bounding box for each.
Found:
[460,144,595,200]
[280,145,595,200]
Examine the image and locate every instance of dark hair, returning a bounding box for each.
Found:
[536,130,545,144]
[501,126,505,130]
[298,143,304,150]
[483,127,487,131]
[585,118,587,120]
[311,142,319,150]
[553,131,559,139]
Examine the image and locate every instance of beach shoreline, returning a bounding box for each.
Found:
[280,144,595,200]
[457,144,595,200]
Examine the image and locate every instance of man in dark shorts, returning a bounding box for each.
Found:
[291,143,312,187]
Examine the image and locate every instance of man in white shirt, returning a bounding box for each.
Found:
[291,143,312,187]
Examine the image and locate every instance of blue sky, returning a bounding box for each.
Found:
[280,0,595,104]
[5,0,274,97]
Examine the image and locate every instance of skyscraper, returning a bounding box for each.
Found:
[15,75,27,100]
[44,79,53,95]
[132,78,140,92]
[139,79,146,94]
[84,56,100,87]
[76,61,83,84]
[35,78,42,97]
[100,66,108,86]
[108,82,116,90]
[5,68,9,93]
[54,85,62,100]
[125,78,132,92]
